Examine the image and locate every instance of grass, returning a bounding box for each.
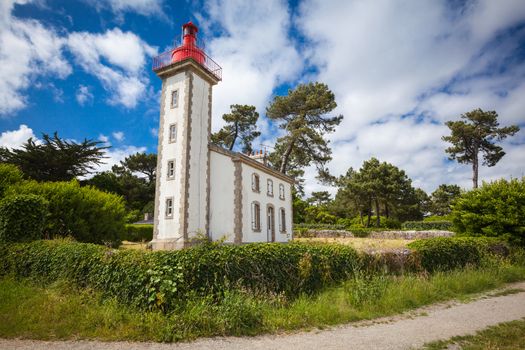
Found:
[421,318,525,349]
[1,262,525,342]
[295,237,412,251]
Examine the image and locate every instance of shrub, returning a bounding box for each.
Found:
[0,164,23,198]
[408,237,505,272]
[122,224,153,242]
[402,220,453,231]
[0,194,48,242]
[7,180,126,246]
[451,178,525,246]
[0,240,362,312]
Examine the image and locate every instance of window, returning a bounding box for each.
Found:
[279,208,286,232]
[169,124,177,143]
[279,184,285,200]
[251,202,261,231]
[267,179,273,196]
[165,197,174,218]
[251,173,260,192]
[167,160,175,180]
[170,90,179,108]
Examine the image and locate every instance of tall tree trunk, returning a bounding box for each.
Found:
[280,140,295,173]
[375,198,381,227]
[229,123,239,151]
[366,200,372,227]
[472,152,479,189]
[385,202,389,218]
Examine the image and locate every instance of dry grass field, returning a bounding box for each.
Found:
[121,238,413,252]
[294,237,412,251]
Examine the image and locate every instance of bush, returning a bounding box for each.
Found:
[402,220,452,231]
[0,240,361,312]
[0,164,23,198]
[451,178,525,246]
[0,194,48,242]
[7,180,126,246]
[122,224,153,242]
[408,237,506,272]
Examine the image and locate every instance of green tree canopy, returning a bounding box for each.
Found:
[266,82,343,177]
[430,184,461,216]
[211,104,261,154]
[0,133,107,182]
[442,109,519,188]
[334,158,421,227]
[307,191,332,207]
[116,152,157,184]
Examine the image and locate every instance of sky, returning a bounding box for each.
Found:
[1,0,524,196]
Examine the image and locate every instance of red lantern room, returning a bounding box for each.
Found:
[172,22,205,65]
[152,21,222,81]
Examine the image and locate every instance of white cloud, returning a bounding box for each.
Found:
[200,0,303,133]
[0,0,71,115]
[295,0,525,194]
[95,145,147,173]
[84,0,165,17]
[67,28,157,108]
[98,134,109,143]
[0,124,37,149]
[150,128,158,137]
[76,85,94,105]
[112,131,125,142]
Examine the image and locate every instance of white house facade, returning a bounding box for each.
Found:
[150,22,294,250]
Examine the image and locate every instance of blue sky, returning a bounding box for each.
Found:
[1,0,524,195]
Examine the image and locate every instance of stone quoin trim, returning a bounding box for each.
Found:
[233,158,243,243]
[179,71,194,245]
[153,78,167,240]
[205,84,212,237]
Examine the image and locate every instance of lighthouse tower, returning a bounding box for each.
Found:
[151,22,222,250]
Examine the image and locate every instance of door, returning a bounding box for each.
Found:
[267,206,275,242]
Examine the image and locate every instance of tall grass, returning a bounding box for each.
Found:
[1,261,524,342]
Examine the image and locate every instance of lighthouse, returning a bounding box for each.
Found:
[151,22,222,250]
[151,22,294,250]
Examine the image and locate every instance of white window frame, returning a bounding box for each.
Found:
[279,184,285,200]
[170,90,179,109]
[168,123,177,143]
[251,201,261,231]
[167,159,175,180]
[165,197,174,219]
[251,173,260,193]
[267,179,274,197]
[279,207,286,233]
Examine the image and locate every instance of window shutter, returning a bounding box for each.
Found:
[251,203,255,229]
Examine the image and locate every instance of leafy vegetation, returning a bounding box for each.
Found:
[0,194,47,242]
[0,133,108,182]
[0,164,23,197]
[267,82,343,178]
[0,237,511,314]
[1,262,524,342]
[402,221,453,231]
[407,237,507,272]
[429,184,461,216]
[6,181,126,246]
[451,177,525,246]
[211,104,261,154]
[442,108,519,189]
[122,224,153,242]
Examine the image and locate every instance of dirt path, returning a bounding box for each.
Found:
[2,282,525,350]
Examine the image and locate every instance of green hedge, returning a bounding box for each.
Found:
[0,240,361,311]
[402,220,453,231]
[0,237,509,312]
[122,224,153,242]
[6,180,126,246]
[451,178,525,246]
[0,194,48,242]
[407,237,507,272]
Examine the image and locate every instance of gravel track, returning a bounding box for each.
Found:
[2,282,525,350]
